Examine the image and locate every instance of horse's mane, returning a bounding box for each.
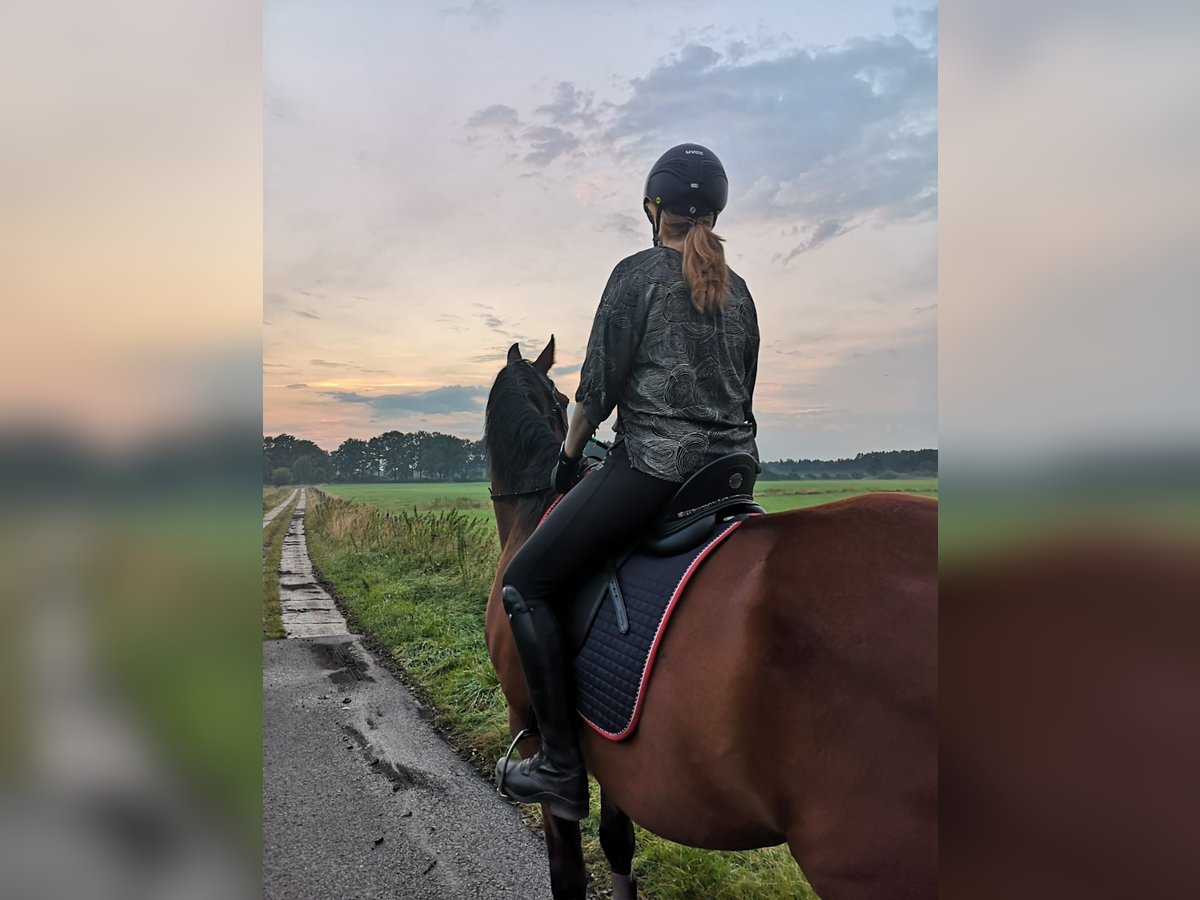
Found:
[485,362,561,530]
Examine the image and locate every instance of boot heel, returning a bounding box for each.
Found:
[545,794,589,822]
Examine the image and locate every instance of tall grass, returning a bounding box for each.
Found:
[305,489,819,899]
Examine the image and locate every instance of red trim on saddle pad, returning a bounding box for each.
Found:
[537,494,565,527]
[581,516,751,741]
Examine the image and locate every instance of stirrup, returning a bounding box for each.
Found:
[496,727,535,797]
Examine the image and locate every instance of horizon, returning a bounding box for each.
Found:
[264,428,938,462]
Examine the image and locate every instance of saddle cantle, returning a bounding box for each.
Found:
[643,451,763,555]
[562,452,765,740]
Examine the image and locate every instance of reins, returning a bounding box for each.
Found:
[489,485,554,501]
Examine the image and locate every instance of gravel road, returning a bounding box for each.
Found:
[264,591,555,899]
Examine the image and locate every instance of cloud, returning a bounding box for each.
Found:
[443,0,503,29]
[605,212,645,237]
[467,104,520,129]
[324,384,488,414]
[523,126,580,166]
[286,383,307,389]
[294,310,320,320]
[609,36,936,229]
[777,218,856,263]
[534,82,601,130]
[468,22,936,252]
[310,359,346,368]
[895,5,938,46]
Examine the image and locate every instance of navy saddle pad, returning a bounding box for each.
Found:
[572,514,751,740]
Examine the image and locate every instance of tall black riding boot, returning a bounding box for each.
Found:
[495,585,589,821]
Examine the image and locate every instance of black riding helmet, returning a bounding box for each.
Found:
[643,143,729,244]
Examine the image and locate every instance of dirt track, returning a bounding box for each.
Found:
[263,491,554,900]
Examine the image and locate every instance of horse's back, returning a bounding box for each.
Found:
[731,491,937,714]
[584,491,938,872]
[759,490,937,552]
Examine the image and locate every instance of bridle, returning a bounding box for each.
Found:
[488,360,569,502]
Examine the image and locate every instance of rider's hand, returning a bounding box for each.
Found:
[551,444,595,494]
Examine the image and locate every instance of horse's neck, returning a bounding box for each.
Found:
[493,503,519,549]
[498,515,535,564]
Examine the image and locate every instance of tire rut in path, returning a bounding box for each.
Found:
[263,488,299,528]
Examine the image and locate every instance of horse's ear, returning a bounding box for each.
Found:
[507,343,521,365]
[532,335,555,375]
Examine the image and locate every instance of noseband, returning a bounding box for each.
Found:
[489,361,568,502]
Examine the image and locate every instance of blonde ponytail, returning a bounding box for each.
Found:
[659,210,729,313]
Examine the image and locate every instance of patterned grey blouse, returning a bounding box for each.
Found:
[576,246,759,483]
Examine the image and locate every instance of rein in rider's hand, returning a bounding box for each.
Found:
[552,402,600,493]
[551,443,581,494]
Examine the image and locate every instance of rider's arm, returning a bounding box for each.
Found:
[575,260,644,432]
[562,402,597,460]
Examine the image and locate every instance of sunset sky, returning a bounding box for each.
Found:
[264,0,937,460]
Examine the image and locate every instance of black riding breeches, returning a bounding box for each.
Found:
[501,441,678,617]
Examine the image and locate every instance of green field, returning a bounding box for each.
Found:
[301,477,935,899]
[320,477,938,523]
[318,482,495,522]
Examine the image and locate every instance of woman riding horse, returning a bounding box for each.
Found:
[494,143,761,819]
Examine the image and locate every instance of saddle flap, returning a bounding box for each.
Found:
[642,514,718,556]
[562,560,620,655]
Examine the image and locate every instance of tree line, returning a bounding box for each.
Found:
[264,432,487,485]
[758,449,937,480]
[265,432,937,485]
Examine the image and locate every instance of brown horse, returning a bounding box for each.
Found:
[484,339,937,900]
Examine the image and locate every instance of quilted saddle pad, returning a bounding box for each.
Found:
[572,515,751,740]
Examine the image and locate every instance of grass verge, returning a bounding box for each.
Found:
[263,485,294,514]
[305,489,819,900]
[262,488,300,639]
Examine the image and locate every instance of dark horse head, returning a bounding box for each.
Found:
[484,336,569,540]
